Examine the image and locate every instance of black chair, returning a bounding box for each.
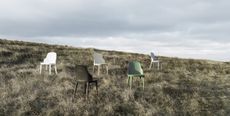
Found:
[73,65,98,98]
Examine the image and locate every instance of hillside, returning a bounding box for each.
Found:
[0,39,230,115]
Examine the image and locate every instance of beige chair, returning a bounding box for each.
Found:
[93,52,108,75]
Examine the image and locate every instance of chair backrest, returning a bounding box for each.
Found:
[94,52,105,65]
[45,52,57,64]
[128,61,143,75]
[150,52,157,60]
[75,65,92,81]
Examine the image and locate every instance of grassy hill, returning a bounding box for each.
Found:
[0,39,230,115]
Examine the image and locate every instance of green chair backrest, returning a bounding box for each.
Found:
[128,61,143,75]
[75,65,92,81]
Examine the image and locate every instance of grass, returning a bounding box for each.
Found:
[0,39,230,115]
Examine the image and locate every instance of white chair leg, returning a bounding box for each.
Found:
[158,62,160,70]
[49,64,51,75]
[93,65,94,73]
[106,65,108,75]
[55,65,57,74]
[98,65,100,75]
[40,64,42,74]
[149,61,152,69]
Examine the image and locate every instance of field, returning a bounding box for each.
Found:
[0,39,230,115]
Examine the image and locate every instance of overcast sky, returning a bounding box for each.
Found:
[0,0,230,61]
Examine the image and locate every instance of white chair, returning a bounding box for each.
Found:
[93,52,108,75]
[40,52,57,75]
[149,52,160,70]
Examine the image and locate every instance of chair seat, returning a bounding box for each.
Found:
[76,79,97,83]
[40,62,55,65]
[94,63,107,65]
[40,62,49,65]
[128,74,145,77]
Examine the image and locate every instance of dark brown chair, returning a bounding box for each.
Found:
[73,65,98,98]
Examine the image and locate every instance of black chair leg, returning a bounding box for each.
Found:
[95,81,98,96]
[88,83,90,95]
[84,83,87,94]
[73,82,78,98]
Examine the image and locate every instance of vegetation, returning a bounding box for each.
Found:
[0,39,230,115]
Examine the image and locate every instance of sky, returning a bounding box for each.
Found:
[0,0,230,61]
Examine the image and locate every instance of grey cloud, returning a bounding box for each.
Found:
[1,0,229,38]
[0,0,230,61]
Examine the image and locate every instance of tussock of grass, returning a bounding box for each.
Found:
[0,39,230,115]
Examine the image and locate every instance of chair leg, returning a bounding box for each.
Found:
[73,82,78,98]
[158,62,160,70]
[88,83,90,95]
[149,61,152,69]
[93,66,95,73]
[49,64,51,75]
[84,83,87,94]
[130,77,132,89]
[54,65,57,74]
[86,82,89,99]
[98,65,100,75]
[40,64,42,74]
[106,65,108,75]
[95,81,98,96]
[142,78,145,90]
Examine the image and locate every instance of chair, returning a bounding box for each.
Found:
[93,52,108,75]
[40,52,57,75]
[149,52,160,70]
[73,65,98,98]
[127,61,145,90]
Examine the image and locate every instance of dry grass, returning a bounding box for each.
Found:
[0,39,230,115]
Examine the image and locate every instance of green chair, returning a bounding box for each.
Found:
[73,65,98,98]
[127,61,145,90]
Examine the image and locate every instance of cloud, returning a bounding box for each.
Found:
[3,35,229,61]
[0,0,230,61]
